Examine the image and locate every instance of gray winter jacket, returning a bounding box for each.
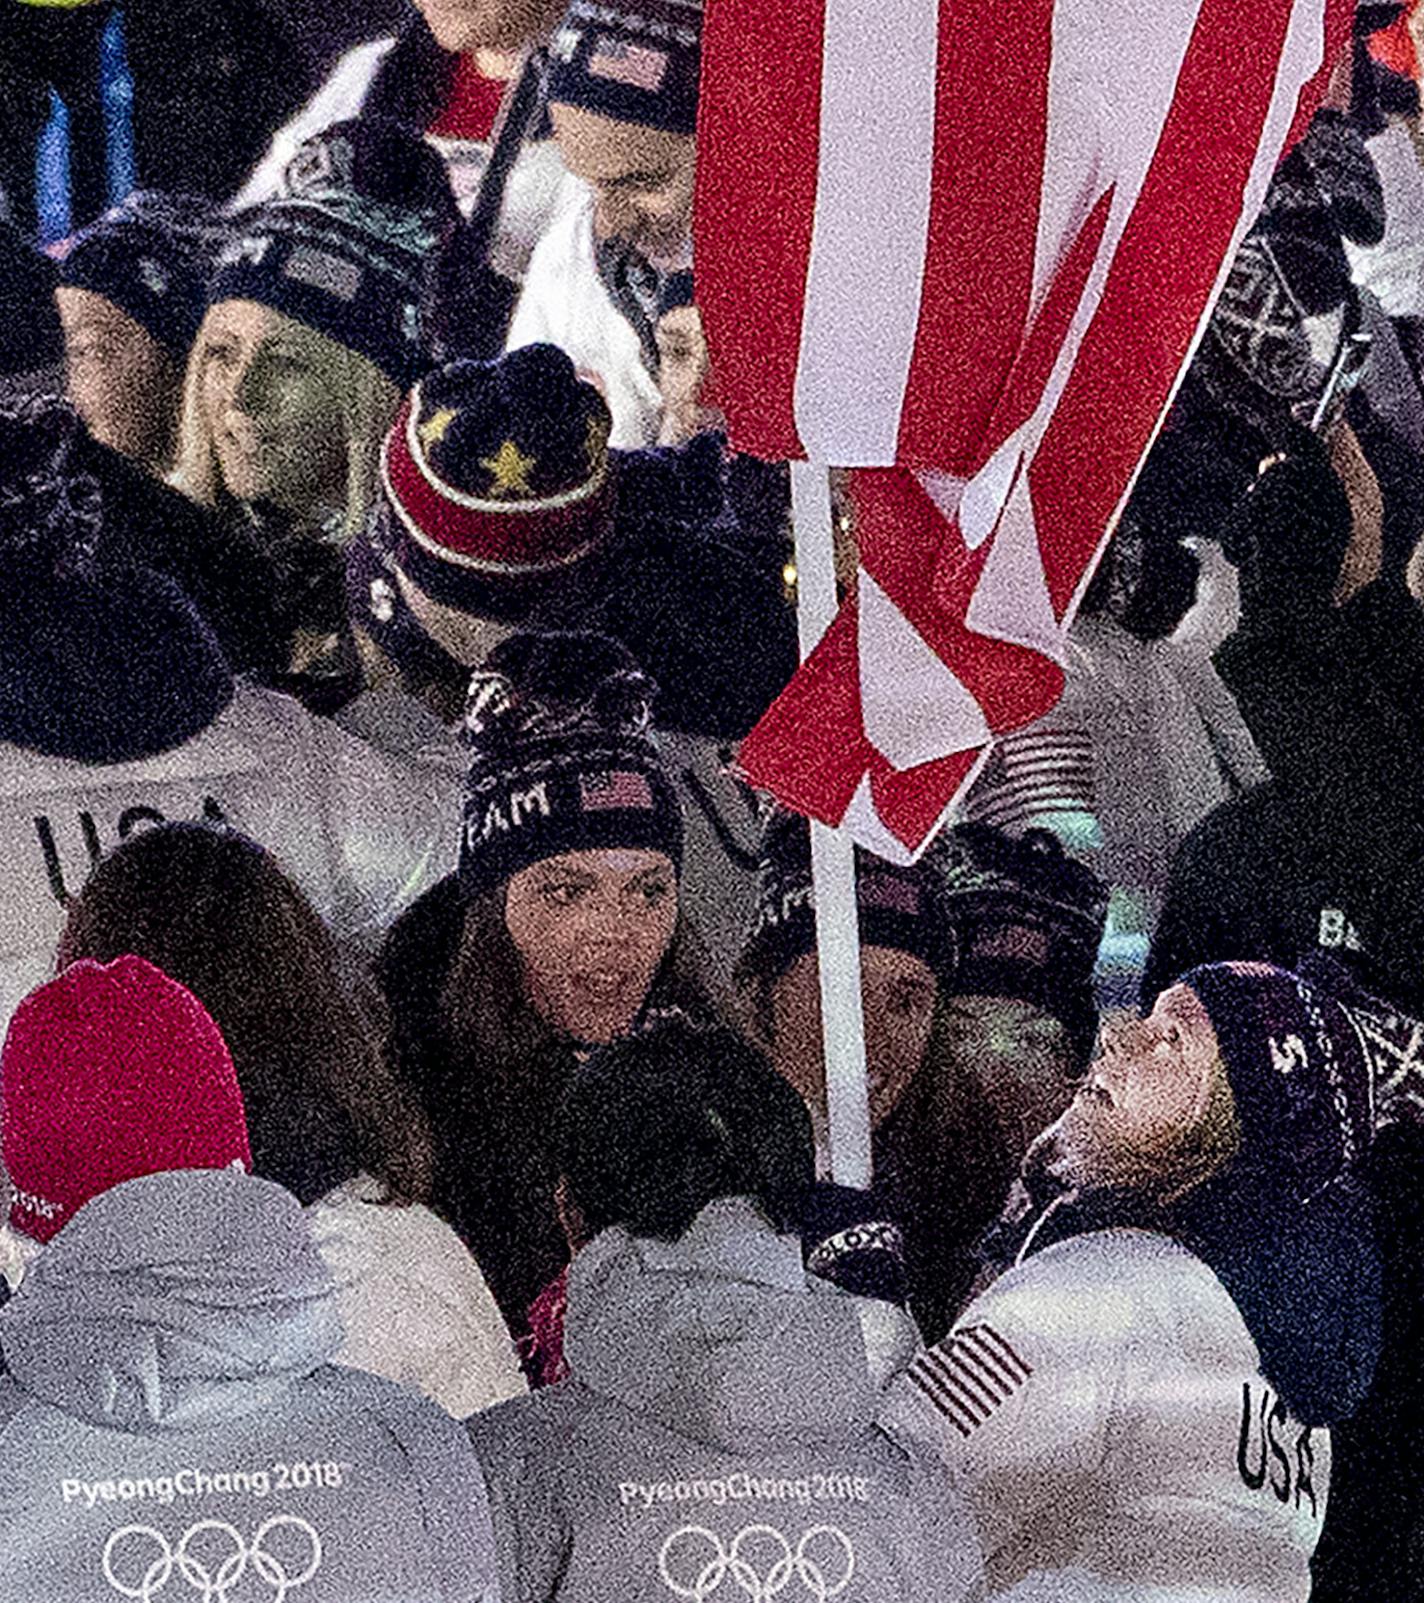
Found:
[467,1198,983,1603]
[0,1167,497,1603]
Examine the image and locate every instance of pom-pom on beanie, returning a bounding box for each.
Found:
[208,118,458,386]
[376,343,615,618]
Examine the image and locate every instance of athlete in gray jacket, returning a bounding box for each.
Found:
[0,956,497,1603]
[468,1025,984,1603]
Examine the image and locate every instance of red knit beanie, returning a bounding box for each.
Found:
[374,344,616,617]
[1,956,251,1243]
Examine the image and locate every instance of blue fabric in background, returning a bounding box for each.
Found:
[35,6,134,246]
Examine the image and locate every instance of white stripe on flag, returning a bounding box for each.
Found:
[858,569,992,769]
[962,452,1066,663]
[1030,0,1207,325]
[792,0,938,466]
[1017,0,1207,456]
[1058,0,1329,627]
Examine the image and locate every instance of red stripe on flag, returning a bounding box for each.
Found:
[694,0,824,461]
[896,0,1055,473]
[1029,0,1320,616]
[856,468,1064,734]
[735,606,870,827]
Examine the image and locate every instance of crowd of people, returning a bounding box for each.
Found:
[0,0,1422,1599]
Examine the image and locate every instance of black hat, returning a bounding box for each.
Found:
[557,1024,814,1242]
[458,630,684,895]
[209,118,458,386]
[740,803,956,985]
[0,398,233,764]
[54,191,218,357]
[549,0,703,135]
[939,824,1109,1062]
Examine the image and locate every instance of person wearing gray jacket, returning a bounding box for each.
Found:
[0,954,497,1603]
[467,1024,984,1603]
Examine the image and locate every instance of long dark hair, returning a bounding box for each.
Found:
[58,821,433,1206]
[557,1026,815,1243]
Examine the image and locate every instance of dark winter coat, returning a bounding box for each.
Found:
[1310,1121,1424,1602]
[350,437,798,742]
[1143,777,1424,1014]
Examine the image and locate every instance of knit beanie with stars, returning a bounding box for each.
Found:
[373,343,617,621]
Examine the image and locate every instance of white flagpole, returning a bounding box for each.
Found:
[789,461,871,1188]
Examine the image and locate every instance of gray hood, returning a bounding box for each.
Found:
[564,1198,886,1451]
[0,1168,342,1432]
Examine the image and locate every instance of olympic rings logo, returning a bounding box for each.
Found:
[659,1524,855,1603]
[102,1517,322,1602]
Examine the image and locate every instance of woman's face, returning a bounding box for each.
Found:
[770,946,939,1130]
[56,286,179,468]
[504,848,678,1045]
[941,994,1077,1160]
[1054,984,1223,1187]
[196,300,348,516]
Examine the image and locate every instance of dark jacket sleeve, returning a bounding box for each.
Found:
[466,1405,572,1603]
[1143,806,1259,1007]
[1212,597,1424,808]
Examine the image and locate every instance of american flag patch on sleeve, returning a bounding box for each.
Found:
[907,1325,1033,1437]
[580,770,655,811]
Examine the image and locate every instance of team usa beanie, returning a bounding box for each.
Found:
[739,803,956,985]
[938,824,1109,1066]
[208,118,458,386]
[1183,960,1423,1200]
[549,0,703,134]
[0,397,234,764]
[458,630,683,895]
[2,957,251,1244]
[54,190,218,357]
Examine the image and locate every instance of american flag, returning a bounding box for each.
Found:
[696,0,1354,860]
[588,37,670,93]
[907,1324,1034,1438]
[580,770,656,811]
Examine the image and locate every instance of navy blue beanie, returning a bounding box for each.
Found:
[549,0,703,134]
[939,824,1109,1067]
[741,803,956,986]
[1174,961,1393,1426]
[0,399,233,765]
[208,119,458,386]
[459,631,683,895]
[55,192,217,358]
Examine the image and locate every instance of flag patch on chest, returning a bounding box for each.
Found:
[907,1324,1032,1437]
